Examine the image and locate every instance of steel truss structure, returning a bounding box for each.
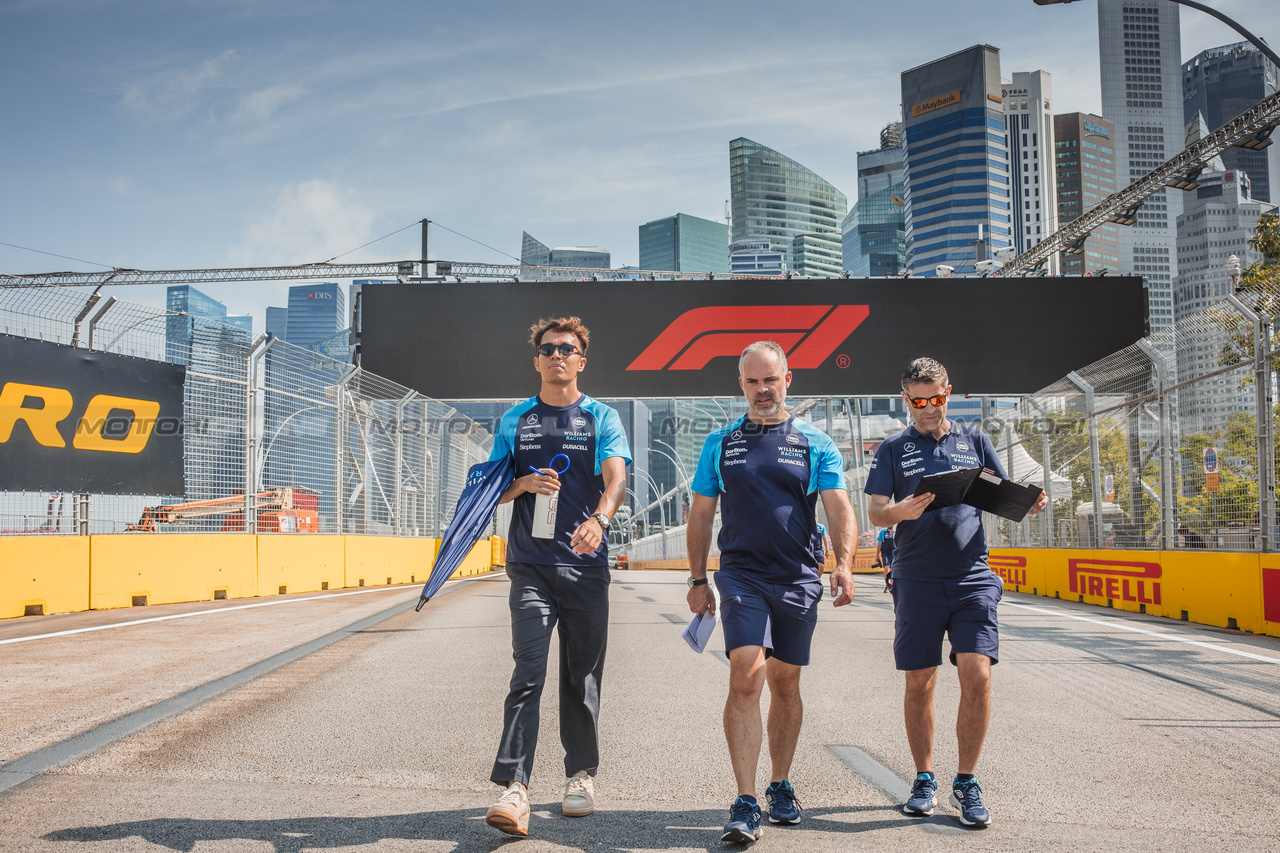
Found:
[995,90,1280,277]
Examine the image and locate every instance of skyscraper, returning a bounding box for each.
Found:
[1054,113,1121,275]
[284,283,345,348]
[729,138,846,278]
[728,239,786,276]
[1183,41,1280,203]
[900,45,1012,277]
[638,213,729,274]
[265,306,289,341]
[1003,71,1059,273]
[521,232,610,269]
[1173,169,1275,435]
[164,285,252,514]
[1099,0,1183,331]
[842,128,906,278]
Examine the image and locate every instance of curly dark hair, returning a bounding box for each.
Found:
[528,316,590,353]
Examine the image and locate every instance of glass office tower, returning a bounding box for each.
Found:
[900,44,1012,277]
[638,213,729,274]
[1183,42,1280,203]
[284,283,345,348]
[1003,70,1059,272]
[842,129,906,277]
[729,138,846,278]
[1099,0,1183,332]
[1054,113,1121,275]
[521,232,610,269]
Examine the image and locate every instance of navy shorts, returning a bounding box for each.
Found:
[714,570,823,666]
[890,573,1002,671]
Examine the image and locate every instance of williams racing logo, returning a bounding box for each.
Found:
[1069,558,1162,605]
[627,305,869,371]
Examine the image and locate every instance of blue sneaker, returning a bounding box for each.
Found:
[765,780,801,825]
[903,772,938,816]
[721,796,763,843]
[950,777,992,826]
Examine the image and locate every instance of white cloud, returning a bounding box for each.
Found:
[227,179,375,266]
[121,49,239,118]
[229,83,307,125]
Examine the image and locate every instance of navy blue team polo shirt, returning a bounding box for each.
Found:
[490,394,631,567]
[692,415,845,585]
[864,420,1006,581]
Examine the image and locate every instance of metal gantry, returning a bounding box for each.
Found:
[995,90,1280,277]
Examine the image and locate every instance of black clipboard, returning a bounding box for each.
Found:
[912,467,1043,522]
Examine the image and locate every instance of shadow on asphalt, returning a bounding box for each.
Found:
[43,803,973,851]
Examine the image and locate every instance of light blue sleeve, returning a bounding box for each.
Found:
[691,429,725,497]
[590,401,632,474]
[798,423,846,493]
[488,398,535,462]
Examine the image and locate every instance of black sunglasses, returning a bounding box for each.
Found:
[907,394,948,409]
[537,342,581,357]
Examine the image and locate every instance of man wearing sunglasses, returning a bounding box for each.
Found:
[864,357,1045,828]
[483,317,631,837]
[686,341,857,843]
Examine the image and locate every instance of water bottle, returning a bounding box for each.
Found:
[531,491,558,539]
[529,454,569,540]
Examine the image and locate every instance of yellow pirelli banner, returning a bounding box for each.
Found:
[991,549,1280,638]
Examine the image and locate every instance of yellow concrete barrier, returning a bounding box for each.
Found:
[258,534,344,595]
[992,548,1273,637]
[90,534,257,609]
[0,536,90,619]
[345,535,435,587]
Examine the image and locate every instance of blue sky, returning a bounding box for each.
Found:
[1,0,1274,327]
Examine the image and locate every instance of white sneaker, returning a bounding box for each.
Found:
[485,783,529,836]
[562,770,595,817]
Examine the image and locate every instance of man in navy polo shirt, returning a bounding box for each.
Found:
[483,317,631,838]
[686,341,857,843]
[865,357,1045,827]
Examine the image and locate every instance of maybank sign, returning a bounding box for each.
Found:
[911,90,962,118]
[1083,120,1110,139]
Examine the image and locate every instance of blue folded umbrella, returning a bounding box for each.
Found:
[416,454,516,611]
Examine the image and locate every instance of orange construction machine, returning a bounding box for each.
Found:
[128,487,320,533]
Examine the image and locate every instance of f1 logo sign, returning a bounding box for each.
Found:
[627,305,870,371]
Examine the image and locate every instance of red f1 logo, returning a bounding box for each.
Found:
[627,305,870,371]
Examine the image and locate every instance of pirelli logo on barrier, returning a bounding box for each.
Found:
[1069,558,1162,605]
[989,554,1027,587]
[0,334,186,494]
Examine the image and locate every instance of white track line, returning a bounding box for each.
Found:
[1002,600,1280,665]
[0,583,453,647]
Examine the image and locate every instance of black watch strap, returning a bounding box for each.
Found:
[687,576,708,588]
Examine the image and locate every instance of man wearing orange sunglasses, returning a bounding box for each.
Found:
[864,357,1045,828]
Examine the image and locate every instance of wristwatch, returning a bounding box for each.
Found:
[591,513,611,530]
[687,576,708,589]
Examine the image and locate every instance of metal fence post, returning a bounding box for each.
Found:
[1024,396,1054,547]
[333,366,358,535]
[85,297,117,350]
[1227,295,1274,551]
[1066,372,1104,548]
[394,390,416,537]
[1136,339,1174,550]
[244,335,272,533]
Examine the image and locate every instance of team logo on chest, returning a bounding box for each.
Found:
[572,416,587,429]
[957,441,969,451]
[526,413,539,426]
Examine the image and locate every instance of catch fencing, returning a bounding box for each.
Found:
[3,280,1275,555]
[0,287,509,539]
